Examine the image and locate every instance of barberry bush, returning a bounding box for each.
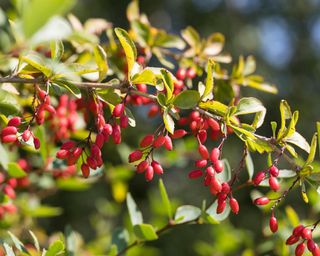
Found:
[0,0,319,255]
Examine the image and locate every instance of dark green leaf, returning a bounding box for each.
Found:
[111,228,129,253]
[173,90,200,109]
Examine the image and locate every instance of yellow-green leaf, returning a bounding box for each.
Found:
[163,111,175,134]
[94,45,108,81]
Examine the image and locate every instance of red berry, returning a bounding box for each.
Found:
[140,134,154,148]
[1,134,17,143]
[295,242,305,256]
[112,124,121,144]
[198,144,209,159]
[151,161,164,175]
[269,216,278,233]
[253,171,265,186]
[164,135,173,151]
[103,124,113,136]
[312,244,320,256]
[230,197,239,214]
[137,160,149,173]
[176,68,186,80]
[210,177,222,193]
[7,178,17,188]
[221,182,231,194]
[8,117,21,127]
[198,130,207,144]
[3,185,15,199]
[195,159,208,168]
[269,176,280,191]
[293,225,305,236]
[286,235,300,245]
[153,135,165,148]
[188,170,203,179]
[61,141,76,150]
[38,89,47,100]
[87,156,97,170]
[214,160,224,173]
[207,118,220,132]
[174,80,184,89]
[147,105,160,117]
[186,67,196,79]
[308,239,316,252]
[113,103,125,117]
[254,197,270,205]
[205,166,215,176]
[81,163,90,178]
[44,104,56,114]
[216,200,226,214]
[56,149,70,159]
[269,165,279,177]
[95,133,105,149]
[120,115,129,128]
[145,166,154,181]
[33,137,40,149]
[210,148,220,162]
[128,150,143,163]
[1,126,17,136]
[171,129,187,139]
[302,228,312,240]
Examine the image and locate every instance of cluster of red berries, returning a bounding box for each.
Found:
[174,67,196,95]
[1,116,40,149]
[127,84,152,106]
[34,87,56,125]
[48,94,78,140]
[286,224,320,255]
[253,165,280,191]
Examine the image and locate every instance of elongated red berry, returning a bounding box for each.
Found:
[188,170,203,179]
[137,160,149,173]
[81,163,90,178]
[269,216,278,233]
[176,68,186,80]
[3,185,15,199]
[145,166,154,181]
[128,150,143,163]
[269,176,280,191]
[171,129,187,139]
[113,103,125,117]
[210,148,220,162]
[211,177,222,193]
[308,239,316,252]
[312,244,320,256]
[73,147,83,158]
[56,149,70,159]
[195,159,207,168]
[198,144,209,159]
[254,197,270,205]
[221,182,230,194]
[120,115,129,128]
[95,133,105,149]
[1,135,17,143]
[103,124,113,136]
[61,141,76,150]
[152,161,164,175]
[33,137,40,149]
[1,126,17,136]
[286,235,300,245]
[293,225,305,236]
[295,242,305,256]
[216,200,226,214]
[112,124,121,144]
[153,135,165,148]
[302,228,312,240]
[8,117,21,127]
[140,134,154,148]
[198,130,207,144]
[164,135,173,151]
[253,171,265,186]
[205,166,215,176]
[87,156,97,170]
[269,165,279,177]
[230,197,239,214]
[22,129,31,142]
[214,160,224,173]
[207,118,220,132]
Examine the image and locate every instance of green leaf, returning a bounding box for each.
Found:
[125,107,136,127]
[278,170,296,178]
[234,97,266,129]
[174,205,201,224]
[93,45,108,81]
[245,152,254,180]
[285,206,300,227]
[201,59,215,100]
[126,0,140,21]
[163,111,175,135]
[8,231,28,253]
[181,26,200,49]
[0,143,9,169]
[111,228,129,254]
[22,0,75,38]
[159,179,172,220]
[131,68,159,85]
[45,240,65,256]
[216,159,231,183]
[53,80,81,98]
[21,54,52,77]
[173,90,200,109]
[283,111,299,138]
[126,193,143,226]
[277,100,292,140]
[271,121,277,138]
[57,178,90,191]
[285,131,310,153]
[133,224,158,241]
[198,101,228,116]
[24,205,63,217]
[0,89,21,116]
[114,27,137,77]
[305,133,317,166]
[97,87,122,106]
[34,126,48,162]
[154,31,186,50]
[7,162,27,178]
[50,40,64,61]
[160,69,175,102]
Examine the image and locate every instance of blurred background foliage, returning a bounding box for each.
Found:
[1,0,320,255]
